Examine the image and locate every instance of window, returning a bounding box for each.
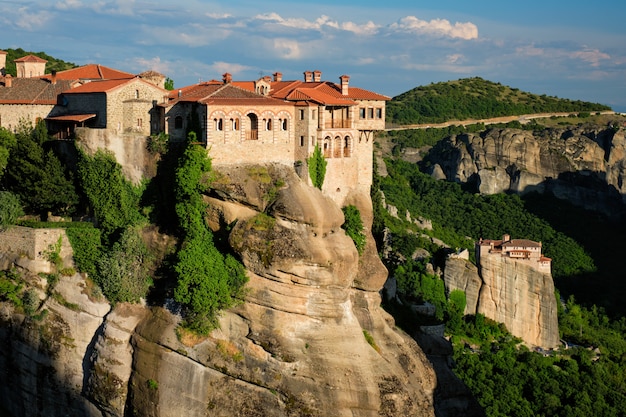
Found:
[281,118,288,131]
[343,136,351,157]
[214,118,223,131]
[299,109,305,120]
[231,118,240,130]
[359,108,366,119]
[174,116,183,129]
[368,108,374,119]
[376,108,382,119]
[246,113,258,140]
[300,136,304,146]
[137,118,143,128]
[135,89,140,99]
[265,118,272,131]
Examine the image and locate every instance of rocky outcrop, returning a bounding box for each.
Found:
[425,126,626,216]
[0,163,439,416]
[445,254,559,348]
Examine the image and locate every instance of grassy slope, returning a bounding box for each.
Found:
[386,77,611,125]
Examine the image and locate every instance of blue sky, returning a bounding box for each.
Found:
[2,0,625,110]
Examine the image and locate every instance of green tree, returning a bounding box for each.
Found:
[0,191,23,230]
[96,226,154,303]
[77,149,145,242]
[164,77,174,91]
[341,205,366,254]
[0,127,17,177]
[3,119,77,215]
[307,144,327,190]
[173,139,247,334]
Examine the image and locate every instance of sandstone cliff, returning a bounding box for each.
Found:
[444,255,559,348]
[424,126,626,216]
[0,164,440,417]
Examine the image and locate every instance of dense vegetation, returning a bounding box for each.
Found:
[0,120,247,334]
[1,48,77,76]
[386,77,611,125]
[376,116,626,416]
[380,158,595,279]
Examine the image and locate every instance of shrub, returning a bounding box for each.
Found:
[0,191,23,230]
[341,205,366,255]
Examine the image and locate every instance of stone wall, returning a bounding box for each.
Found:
[0,226,72,273]
[0,103,55,130]
[108,79,166,136]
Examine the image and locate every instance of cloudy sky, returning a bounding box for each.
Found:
[2,0,625,110]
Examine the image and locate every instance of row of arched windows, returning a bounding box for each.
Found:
[321,135,352,158]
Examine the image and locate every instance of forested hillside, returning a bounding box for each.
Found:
[1,48,77,76]
[386,77,611,125]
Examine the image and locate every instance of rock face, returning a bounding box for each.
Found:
[0,164,439,416]
[425,126,626,216]
[445,255,559,348]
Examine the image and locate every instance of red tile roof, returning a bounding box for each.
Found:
[46,114,96,122]
[14,54,47,63]
[168,82,292,107]
[40,64,135,81]
[62,77,164,95]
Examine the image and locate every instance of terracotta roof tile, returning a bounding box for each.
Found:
[40,64,135,81]
[14,54,47,63]
[62,79,133,94]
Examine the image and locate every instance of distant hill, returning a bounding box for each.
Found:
[386,77,611,125]
[2,48,77,76]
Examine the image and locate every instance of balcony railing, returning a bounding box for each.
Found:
[324,120,352,129]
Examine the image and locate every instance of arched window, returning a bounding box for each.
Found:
[334,136,342,158]
[343,136,351,157]
[265,118,272,131]
[247,113,258,140]
[174,116,183,129]
[135,89,140,99]
[281,118,288,131]
[214,118,223,131]
[323,136,331,158]
[231,118,240,131]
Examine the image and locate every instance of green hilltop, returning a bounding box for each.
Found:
[2,48,78,76]
[386,77,611,125]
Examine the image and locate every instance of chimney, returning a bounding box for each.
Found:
[222,72,232,84]
[502,234,510,242]
[273,72,282,82]
[178,90,182,98]
[51,70,57,85]
[304,71,313,82]
[0,50,6,75]
[4,74,12,88]
[313,70,322,82]
[340,75,350,96]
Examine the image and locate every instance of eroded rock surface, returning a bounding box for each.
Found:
[425,127,626,216]
[0,164,439,417]
[445,254,559,348]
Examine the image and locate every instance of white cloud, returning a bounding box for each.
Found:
[252,13,379,36]
[206,12,232,19]
[133,56,172,75]
[446,54,465,64]
[210,61,253,76]
[14,6,52,30]
[55,0,83,10]
[570,48,610,67]
[92,0,135,16]
[273,38,301,60]
[390,16,478,40]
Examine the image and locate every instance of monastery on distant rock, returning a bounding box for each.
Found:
[0,52,388,203]
[476,234,552,272]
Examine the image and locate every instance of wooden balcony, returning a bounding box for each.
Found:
[324,120,352,129]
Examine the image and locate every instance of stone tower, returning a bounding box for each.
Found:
[14,55,47,78]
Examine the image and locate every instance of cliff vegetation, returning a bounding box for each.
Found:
[1,48,78,76]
